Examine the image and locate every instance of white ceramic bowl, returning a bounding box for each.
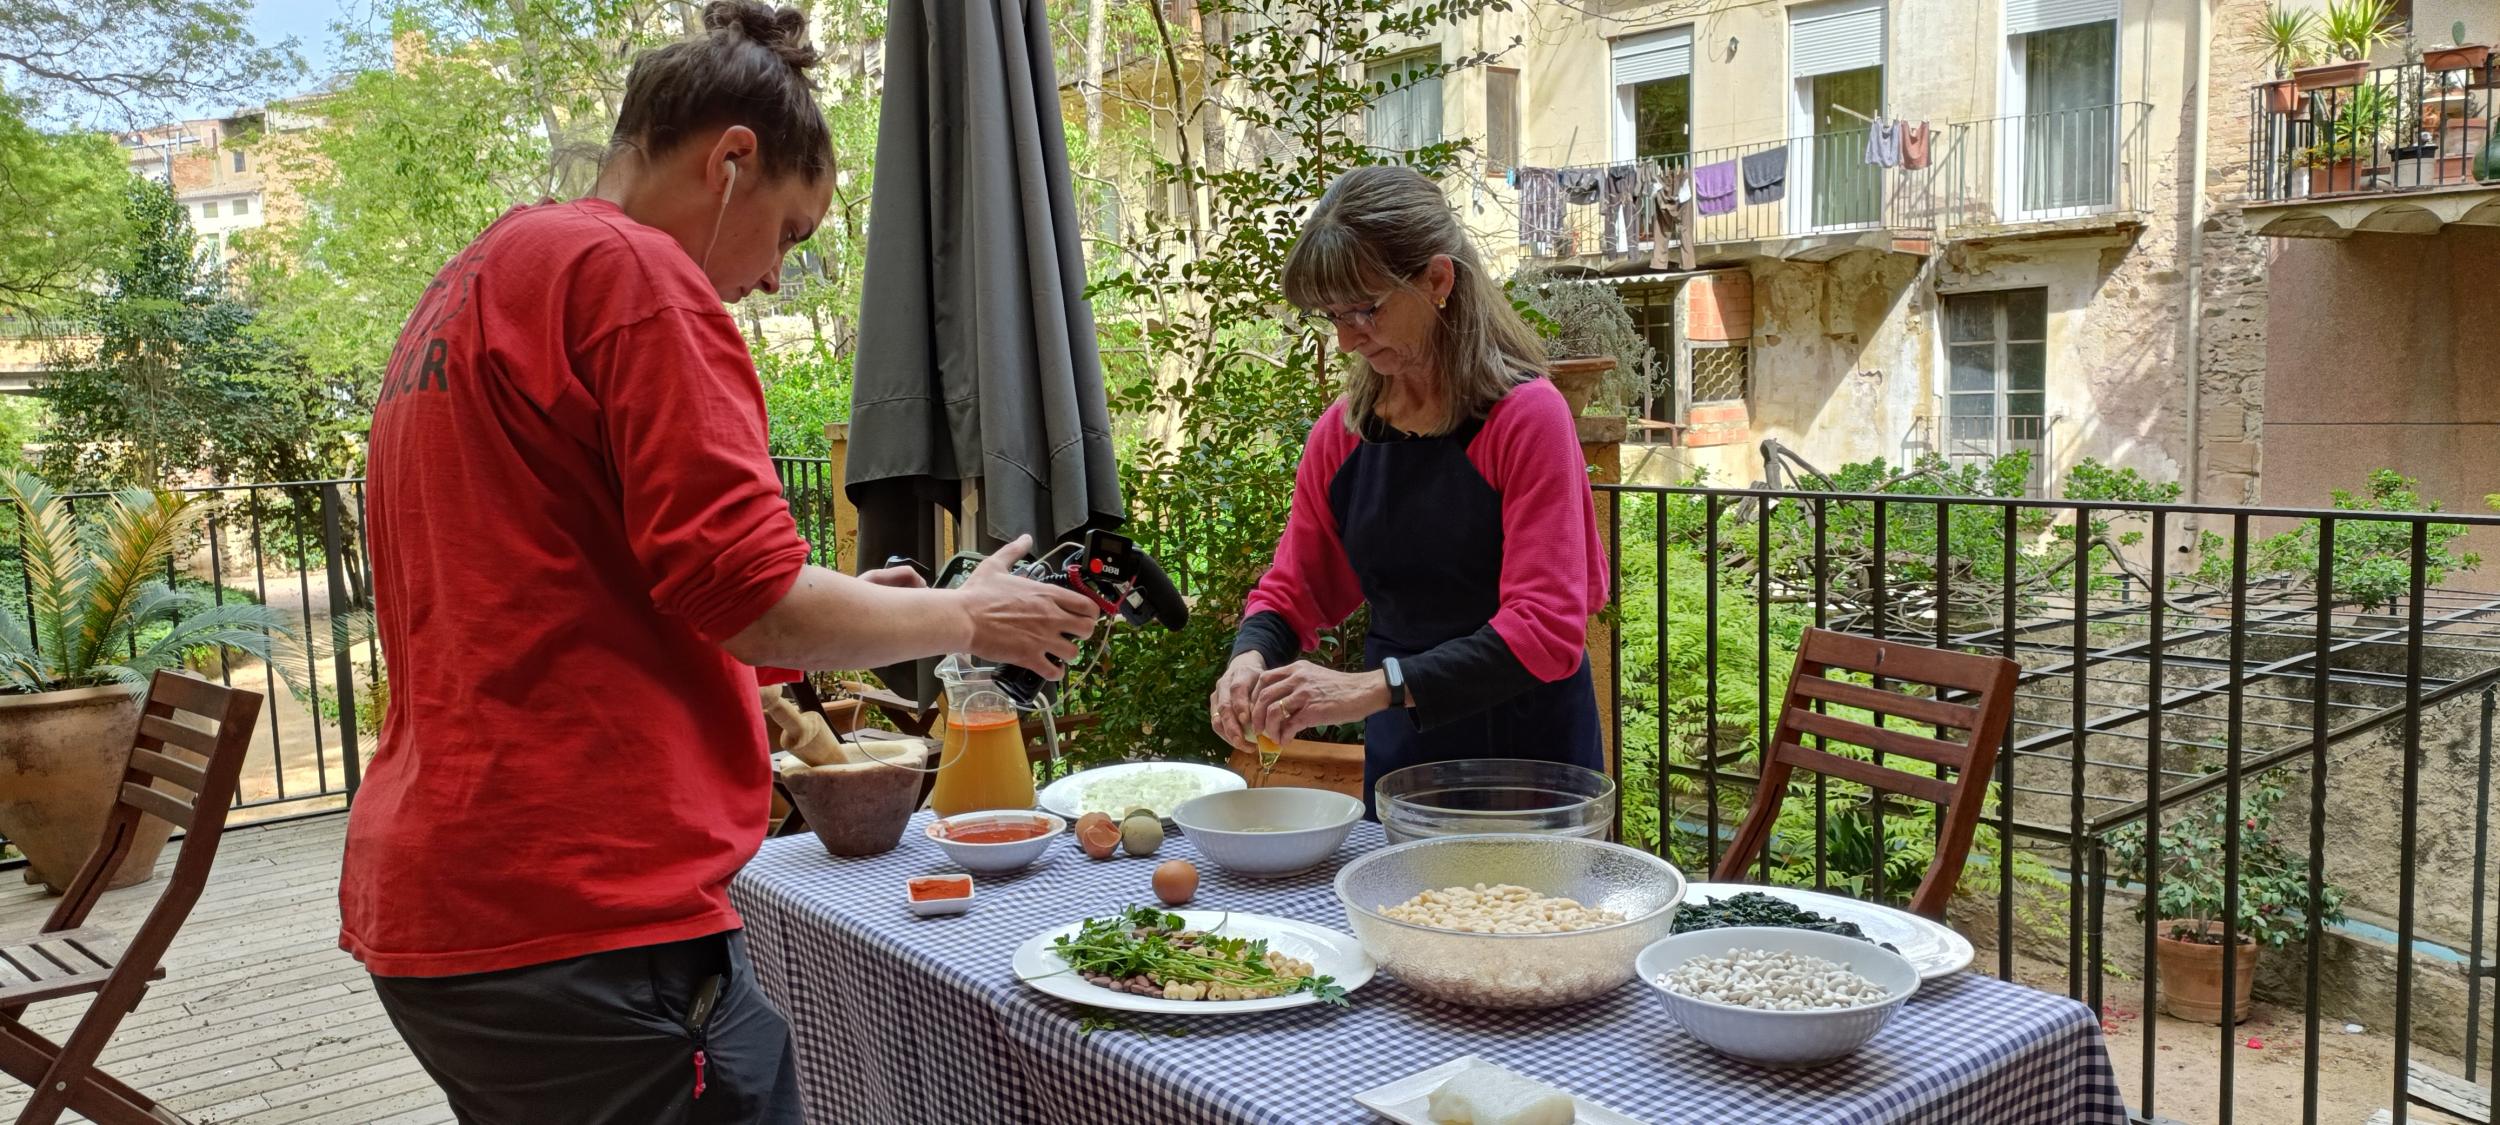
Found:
[924,811,1063,874]
[1635,926,1921,1068]
[1171,787,1362,878]
[905,874,975,917]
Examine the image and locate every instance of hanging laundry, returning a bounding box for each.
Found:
[1742,146,1788,205]
[1863,116,1901,168]
[1516,167,1565,252]
[1694,159,1739,216]
[1601,163,1643,254]
[1901,123,1932,171]
[1647,164,1696,272]
[1560,167,1605,205]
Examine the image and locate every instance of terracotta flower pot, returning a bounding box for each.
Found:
[2423,45,2492,73]
[2306,159,2365,196]
[2153,923,2261,1025]
[0,682,160,894]
[1545,356,1616,416]
[2262,79,2301,115]
[1228,737,1364,801]
[2293,60,2371,92]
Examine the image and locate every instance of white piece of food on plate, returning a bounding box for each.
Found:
[1424,1064,1576,1125]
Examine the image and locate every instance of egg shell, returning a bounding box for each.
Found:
[1120,815,1164,856]
[1077,821,1122,859]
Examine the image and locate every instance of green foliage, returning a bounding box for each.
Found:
[2251,469,2479,612]
[0,472,288,694]
[2105,770,2347,948]
[2261,5,2321,76]
[41,179,354,487]
[0,93,131,315]
[0,0,301,122]
[1508,269,1657,412]
[2321,0,2399,61]
[1070,0,1511,766]
[755,338,853,456]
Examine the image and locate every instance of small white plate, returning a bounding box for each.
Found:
[1682,882,1974,981]
[1011,909,1373,1015]
[1038,761,1245,824]
[905,875,975,917]
[1352,1056,1646,1125]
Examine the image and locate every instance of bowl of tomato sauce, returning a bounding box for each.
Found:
[925,811,1064,874]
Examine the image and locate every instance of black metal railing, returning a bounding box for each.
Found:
[2249,57,2500,203]
[1946,102,2153,227]
[1590,478,2500,1125]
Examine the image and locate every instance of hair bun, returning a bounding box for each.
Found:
[703,0,821,72]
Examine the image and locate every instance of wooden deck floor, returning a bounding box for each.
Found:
[0,815,451,1124]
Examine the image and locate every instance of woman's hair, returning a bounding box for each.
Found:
[1280,165,1547,436]
[608,0,833,182]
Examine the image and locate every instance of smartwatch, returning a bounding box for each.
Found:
[1383,657,1409,709]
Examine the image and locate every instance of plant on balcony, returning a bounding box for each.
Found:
[1508,268,1657,416]
[2105,770,2348,1024]
[0,473,291,895]
[2259,6,2319,112]
[2296,82,2396,193]
[2422,21,2492,74]
[2296,0,2397,90]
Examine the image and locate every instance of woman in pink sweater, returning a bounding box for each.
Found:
[1208,165,1610,814]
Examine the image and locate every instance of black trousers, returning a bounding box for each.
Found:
[372,930,805,1125]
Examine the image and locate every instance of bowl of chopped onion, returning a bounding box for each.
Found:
[1636,925,1920,1067]
[1333,834,1685,1009]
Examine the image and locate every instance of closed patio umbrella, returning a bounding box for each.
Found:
[845,0,1123,703]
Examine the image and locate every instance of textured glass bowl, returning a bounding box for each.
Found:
[1333,834,1687,1009]
[1374,758,1617,844]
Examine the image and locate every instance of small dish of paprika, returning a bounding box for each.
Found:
[906,874,976,917]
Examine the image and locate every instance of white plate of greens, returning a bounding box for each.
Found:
[1038,761,1244,824]
[1012,907,1373,1015]
[1679,882,1973,981]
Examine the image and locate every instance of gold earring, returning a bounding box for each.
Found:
[1436,296,1447,309]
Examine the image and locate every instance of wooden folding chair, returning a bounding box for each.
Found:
[1714,628,2021,920]
[1,671,262,1125]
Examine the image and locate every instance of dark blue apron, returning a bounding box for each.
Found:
[1330,416,1604,814]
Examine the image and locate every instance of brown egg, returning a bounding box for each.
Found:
[1075,811,1115,837]
[1078,821,1122,860]
[1152,860,1199,906]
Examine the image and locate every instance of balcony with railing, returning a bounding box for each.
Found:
[1518,103,2154,268]
[2245,56,2500,236]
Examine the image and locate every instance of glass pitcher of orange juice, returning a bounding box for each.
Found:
[927,656,1035,817]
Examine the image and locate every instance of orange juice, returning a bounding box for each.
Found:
[928,711,1034,816]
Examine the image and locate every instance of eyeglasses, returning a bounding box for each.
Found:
[1298,297,1388,332]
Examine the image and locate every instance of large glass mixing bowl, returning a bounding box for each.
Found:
[1374,758,1617,844]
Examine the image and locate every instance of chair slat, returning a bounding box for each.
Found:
[1801,629,2012,696]
[1787,709,1974,770]
[1773,741,1959,806]
[117,783,195,830]
[1791,673,1982,730]
[137,670,231,719]
[135,712,221,759]
[126,746,208,793]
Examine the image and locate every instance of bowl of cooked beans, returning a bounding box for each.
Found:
[1634,926,1921,1067]
[1332,834,1686,1009]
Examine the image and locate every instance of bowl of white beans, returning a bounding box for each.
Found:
[1636,926,1922,1067]
[1333,834,1686,1009]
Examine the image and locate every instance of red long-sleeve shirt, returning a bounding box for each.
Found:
[342,198,809,977]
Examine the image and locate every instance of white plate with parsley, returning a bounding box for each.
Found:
[1038,762,1244,825]
[1012,907,1374,1015]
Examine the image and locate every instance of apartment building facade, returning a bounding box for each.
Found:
[117,99,323,271]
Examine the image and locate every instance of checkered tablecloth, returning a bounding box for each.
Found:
[730,814,2126,1125]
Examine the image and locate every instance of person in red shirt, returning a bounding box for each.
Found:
[343,4,1098,1120]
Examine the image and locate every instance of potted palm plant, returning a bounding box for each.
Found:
[2298,82,2396,193]
[2297,0,2397,90]
[2260,6,2320,114]
[0,474,287,892]
[2105,773,2347,1025]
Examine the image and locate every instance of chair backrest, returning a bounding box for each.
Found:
[1713,628,2021,919]
[44,671,263,940]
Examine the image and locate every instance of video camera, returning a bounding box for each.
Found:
[909,529,1187,709]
